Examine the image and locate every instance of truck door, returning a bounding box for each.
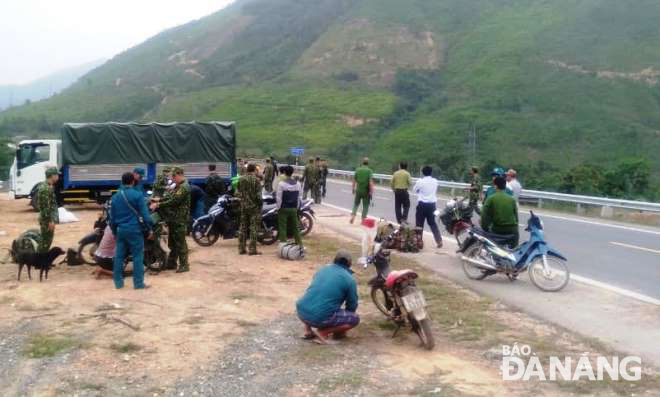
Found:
[14,142,52,198]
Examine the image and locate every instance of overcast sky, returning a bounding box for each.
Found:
[0,0,235,85]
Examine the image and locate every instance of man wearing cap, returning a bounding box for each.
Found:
[467,166,483,215]
[237,163,263,255]
[296,249,359,344]
[37,167,60,253]
[151,167,191,272]
[506,169,522,202]
[483,167,513,202]
[132,167,147,197]
[153,167,171,199]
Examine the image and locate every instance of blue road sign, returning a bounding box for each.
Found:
[290,147,304,156]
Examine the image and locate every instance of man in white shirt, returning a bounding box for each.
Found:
[413,165,443,248]
[506,169,522,202]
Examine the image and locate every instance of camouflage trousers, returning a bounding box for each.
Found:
[39,222,54,253]
[239,208,261,254]
[310,183,322,204]
[264,178,274,193]
[167,223,189,270]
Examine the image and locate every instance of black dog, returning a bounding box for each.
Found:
[17,247,65,282]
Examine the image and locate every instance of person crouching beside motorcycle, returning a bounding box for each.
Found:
[276,165,304,249]
[481,175,519,248]
[296,250,359,345]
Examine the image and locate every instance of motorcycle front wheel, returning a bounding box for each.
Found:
[78,241,98,265]
[410,316,435,350]
[528,256,570,292]
[258,228,278,245]
[191,222,220,247]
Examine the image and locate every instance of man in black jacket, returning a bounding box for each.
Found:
[276,166,303,248]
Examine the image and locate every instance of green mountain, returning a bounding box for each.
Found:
[1,0,659,199]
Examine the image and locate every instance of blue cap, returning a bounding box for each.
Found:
[133,167,146,177]
[491,167,506,177]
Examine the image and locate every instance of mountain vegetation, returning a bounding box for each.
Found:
[1,0,659,199]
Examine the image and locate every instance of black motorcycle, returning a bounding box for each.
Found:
[77,203,169,272]
[191,193,315,247]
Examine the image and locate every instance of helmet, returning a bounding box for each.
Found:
[491,167,506,177]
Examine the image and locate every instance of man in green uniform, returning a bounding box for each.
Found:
[468,166,483,215]
[481,176,519,248]
[37,167,59,253]
[302,158,316,200]
[152,167,171,198]
[238,163,263,255]
[311,157,322,204]
[151,167,191,272]
[350,158,374,224]
[263,158,275,193]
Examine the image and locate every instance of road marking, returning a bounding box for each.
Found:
[319,202,660,306]
[328,179,660,236]
[610,242,660,255]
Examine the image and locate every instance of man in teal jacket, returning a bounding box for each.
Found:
[110,172,154,289]
[483,167,513,202]
[296,250,360,344]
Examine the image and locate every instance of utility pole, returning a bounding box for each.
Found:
[467,122,477,166]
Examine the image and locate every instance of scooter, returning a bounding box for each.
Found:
[437,196,473,246]
[458,211,570,292]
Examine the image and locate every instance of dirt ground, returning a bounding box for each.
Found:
[1,194,658,396]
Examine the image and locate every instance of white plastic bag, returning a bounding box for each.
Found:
[58,207,79,223]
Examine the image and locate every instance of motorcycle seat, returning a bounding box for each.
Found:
[472,228,515,245]
[385,269,418,289]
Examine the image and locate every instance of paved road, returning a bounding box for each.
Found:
[322,179,660,300]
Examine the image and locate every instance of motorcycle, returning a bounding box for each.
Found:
[77,202,169,272]
[458,211,570,292]
[192,193,315,247]
[362,242,435,350]
[436,197,473,246]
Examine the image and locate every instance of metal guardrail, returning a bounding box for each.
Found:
[293,165,660,214]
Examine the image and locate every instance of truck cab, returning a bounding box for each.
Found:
[9,139,61,200]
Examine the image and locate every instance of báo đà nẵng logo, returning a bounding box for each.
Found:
[500,343,642,381]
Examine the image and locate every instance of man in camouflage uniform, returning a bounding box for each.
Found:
[238,163,263,255]
[151,167,191,272]
[152,166,171,198]
[37,167,60,253]
[468,166,483,215]
[301,158,316,200]
[205,164,226,211]
[263,158,275,193]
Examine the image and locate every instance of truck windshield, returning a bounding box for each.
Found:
[17,143,50,170]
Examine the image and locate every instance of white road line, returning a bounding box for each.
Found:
[320,202,660,306]
[610,242,660,255]
[328,179,660,236]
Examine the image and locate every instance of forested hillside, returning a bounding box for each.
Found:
[1,0,659,199]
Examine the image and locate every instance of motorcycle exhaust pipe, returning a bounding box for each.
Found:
[460,255,498,271]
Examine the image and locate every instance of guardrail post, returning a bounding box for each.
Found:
[538,199,543,209]
[600,205,614,218]
[576,203,584,215]
[450,188,455,197]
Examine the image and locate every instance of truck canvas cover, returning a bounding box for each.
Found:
[62,122,236,165]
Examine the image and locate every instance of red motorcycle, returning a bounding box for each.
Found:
[437,197,473,247]
[362,242,435,350]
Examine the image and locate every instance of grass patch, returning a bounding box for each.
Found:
[317,373,364,394]
[0,296,15,305]
[23,334,81,358]
[109,342,142,354]
[235,319,259,327]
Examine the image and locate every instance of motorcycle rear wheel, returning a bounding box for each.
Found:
[299,212,314,236]
[192,223,220,247]
[528,256,570,292]
[461,245,491,281]
[370,286,393,318]
[78,241,98,265]
[410,316,435,350]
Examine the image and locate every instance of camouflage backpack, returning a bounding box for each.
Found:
[397,224,424,253]
[10,229,42,262]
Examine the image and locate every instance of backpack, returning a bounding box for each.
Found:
[278,242,305,261]
[397,224,423,253]
[11,229,42,263]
